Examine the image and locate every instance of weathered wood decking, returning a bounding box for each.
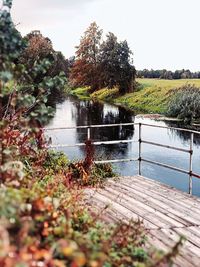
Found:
[85,176,200,266]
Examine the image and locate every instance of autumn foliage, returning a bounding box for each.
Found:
[70,22,102,92]
[70,22,136,94]
[22,31,53,61]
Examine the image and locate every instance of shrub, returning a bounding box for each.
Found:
[71,87,90,100]
[91,87,119,101]
[66,140,116,186]
[44,150,69,172]
[67,161,116,187]
[0,175,184,267]
[167,84,200,123]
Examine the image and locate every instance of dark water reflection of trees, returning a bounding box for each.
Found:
[166,121,200,146]
[72,99,135,158]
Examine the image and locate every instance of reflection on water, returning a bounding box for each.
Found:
[73,100,135,157]
[46,96,200,197]
[165,121,200,146]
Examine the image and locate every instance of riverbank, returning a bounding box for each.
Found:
[71,78,200,114]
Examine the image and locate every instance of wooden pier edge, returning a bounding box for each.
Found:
[84,175,200,267]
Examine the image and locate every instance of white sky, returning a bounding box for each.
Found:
[11,0,200,71]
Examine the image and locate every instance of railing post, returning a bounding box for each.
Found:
[138,123,142,175]
[189,132,194,195]
[87,126,91,140]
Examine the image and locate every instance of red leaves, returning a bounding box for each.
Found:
[22,31,53,63]
[70,22,102,90]
[32,199,48,213]
[83,139,94,172]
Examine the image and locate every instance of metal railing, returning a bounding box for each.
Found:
[44,122,200,195]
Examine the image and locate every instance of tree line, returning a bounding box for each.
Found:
[20,23,136,96]
[137,69,200,79]
[20,24,200,98]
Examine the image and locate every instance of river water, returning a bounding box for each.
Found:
[46,96,200,197]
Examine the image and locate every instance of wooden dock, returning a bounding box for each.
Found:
[84,175,200,266]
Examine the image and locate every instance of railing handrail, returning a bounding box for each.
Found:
[44,122,137,131]
[140,122,200,135]
[44,122,200,135]
[44,122,200,195]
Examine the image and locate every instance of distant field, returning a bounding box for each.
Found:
[114,78,200,114]
[136,78,200,89]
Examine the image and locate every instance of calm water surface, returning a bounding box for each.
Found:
[46,96,200,197]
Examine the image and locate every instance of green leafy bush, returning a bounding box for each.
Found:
[71,87,90,100]
[44,150,69,172]
[91,87,119,101]
[167,84,200,123]
[91,162,116,180]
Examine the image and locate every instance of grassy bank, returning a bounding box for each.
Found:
[116,79,200,114]
[70,87,90,100]
[71,79,200,114]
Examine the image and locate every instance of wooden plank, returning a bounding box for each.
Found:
[96,188,177,229]
[149,229,200,266]
[101,186,185,229]
[84,175,200,267]
[89,190,158,229]
[151,228,200,257]
[129,175,200,206]
[86,194,195,266]
[146,236,195,267]
[174,227,200,250]
[86,196,129,223]
[108,180,200,226]
[116,177,200,222]
[106,180,196,227]
[187,226,200,239]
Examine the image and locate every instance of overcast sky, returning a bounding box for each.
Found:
[11,0,200,71]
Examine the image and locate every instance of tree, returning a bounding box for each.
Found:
[116,40,136,94]
[48,51,70,78]
[22,31,53,63]
[0,0,54,180]
[18,31,67,104]
[99,32,119,88]
[70,24,135,94]
[20,31,68,80]
[99,32,136,94]
[70,22,102,91]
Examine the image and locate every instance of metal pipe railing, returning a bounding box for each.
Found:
[44,122,137,131]
[141,140,190,153]
[189,133,193,194]
[44,122,200,195]
[141,158,189,175]
[95,158,138,164]
[49,139,137,149]
[140,123,200,135]
[138,123,142,176]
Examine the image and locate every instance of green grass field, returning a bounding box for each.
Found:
[114,79,200,114]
